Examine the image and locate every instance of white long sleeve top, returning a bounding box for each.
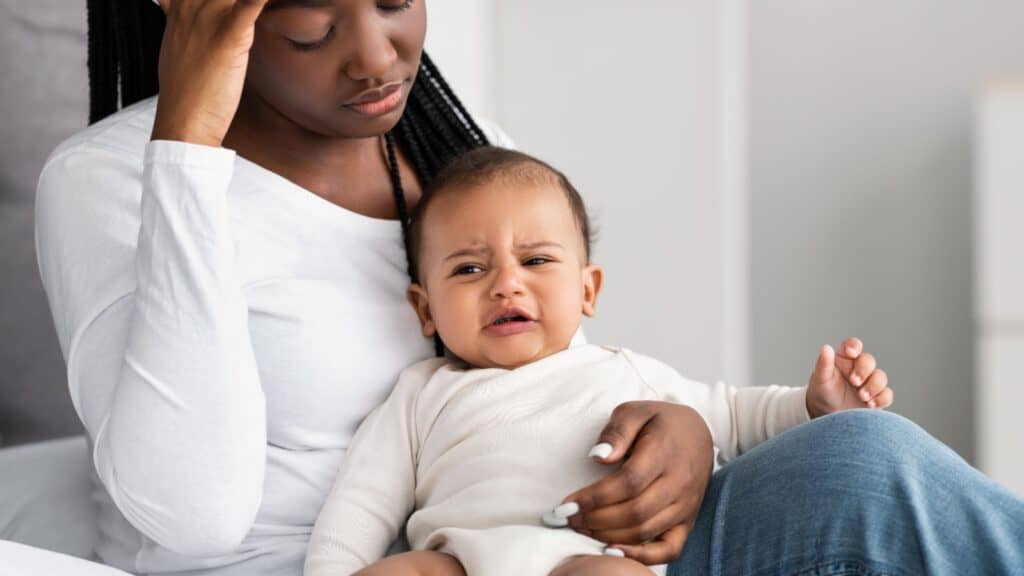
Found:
[34,96,514,576]
[305,345,810,576]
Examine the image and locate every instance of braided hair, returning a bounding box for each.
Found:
[87,0,488,355]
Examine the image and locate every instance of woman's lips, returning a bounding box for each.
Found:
[343,83,405,117]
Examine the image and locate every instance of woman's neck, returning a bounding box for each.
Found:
[223,91,421,220]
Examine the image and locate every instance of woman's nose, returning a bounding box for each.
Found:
[490,267,526,299]
[344,15,399,81]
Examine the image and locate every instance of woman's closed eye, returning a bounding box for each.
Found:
[379,0,415,13]
[286,1,414,52]
[288,27,335,52]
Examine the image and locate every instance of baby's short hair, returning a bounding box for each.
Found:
[408,146,593,283]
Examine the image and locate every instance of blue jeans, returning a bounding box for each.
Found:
[668,410,1024,575]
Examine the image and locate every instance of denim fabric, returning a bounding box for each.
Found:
[668,410,1024,576]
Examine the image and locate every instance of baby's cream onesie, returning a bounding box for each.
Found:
[305,344,810,576]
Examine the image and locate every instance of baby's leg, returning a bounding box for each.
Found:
[354,551,466,576]
[549,555,652,576]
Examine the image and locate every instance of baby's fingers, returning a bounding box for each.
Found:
[870,387,894,409]
[858,369,889,406]
[848,352,876,387]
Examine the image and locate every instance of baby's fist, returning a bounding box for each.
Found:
[806,337,893,418]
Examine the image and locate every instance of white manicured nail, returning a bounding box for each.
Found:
[541,510,569,527]
[589,442,613,459]
[553,502,580,518]
[603,547,625,557]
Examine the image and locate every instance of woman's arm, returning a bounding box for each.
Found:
[36,140,266,557]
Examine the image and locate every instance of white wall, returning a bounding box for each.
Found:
[748,0,1024,461]
[423,2,500,123]
[494,1,744,385]
[976,86,1024,495]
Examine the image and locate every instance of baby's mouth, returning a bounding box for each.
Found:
[484,307,537,332]
[492,314,531,326]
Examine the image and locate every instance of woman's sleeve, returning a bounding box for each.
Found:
[624,350,810,464]
[304,361,434,576]
[35,140,266,556]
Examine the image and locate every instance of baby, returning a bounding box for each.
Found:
[304,147,893,576]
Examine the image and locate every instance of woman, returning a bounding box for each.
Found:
[33,0,1024,575]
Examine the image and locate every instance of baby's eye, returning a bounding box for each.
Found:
[524,257,552,266]
[453,264,484,276]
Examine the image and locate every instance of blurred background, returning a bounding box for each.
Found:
[1,0,1021,499]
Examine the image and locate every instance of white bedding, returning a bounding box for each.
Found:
[0,540,130,576]
[0,436,108,574]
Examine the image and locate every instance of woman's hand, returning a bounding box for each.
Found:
[151,0,270,147]
[560,401,713,565]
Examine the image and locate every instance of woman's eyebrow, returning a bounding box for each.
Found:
[264,0,333,12]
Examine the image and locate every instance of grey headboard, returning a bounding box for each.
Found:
[0,0,90,445]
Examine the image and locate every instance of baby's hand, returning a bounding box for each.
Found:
[805,337,893,418]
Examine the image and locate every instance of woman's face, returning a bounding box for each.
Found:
[247,0,427,139]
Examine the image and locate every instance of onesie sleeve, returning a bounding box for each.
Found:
[304,359,442,576]
[35,139,266,556]
[624,350,810,464]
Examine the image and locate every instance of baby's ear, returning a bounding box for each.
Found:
[581,264,604,317]
[407,284,437,337]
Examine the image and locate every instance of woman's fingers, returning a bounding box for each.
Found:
[152,0,269,145]
[572,474,676,532]
[594,502,689,556]
[587,402,659,464]
[230,0,271,29]
[564,433,661,517]
[609,523,689,566]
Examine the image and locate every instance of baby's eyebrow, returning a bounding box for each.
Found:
[514,241,565,252]
[443,247,490,263]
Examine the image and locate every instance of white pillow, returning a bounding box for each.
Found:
[0,540,130,576]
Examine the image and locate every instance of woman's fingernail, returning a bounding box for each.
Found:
[553,502,580,518]
[541,510,569,527]
[603,547,625,557]
[851,375,862,386]
[860,390,870,401]
[589,442,613,459]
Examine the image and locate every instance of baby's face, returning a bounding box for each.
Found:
[408,179,602,369]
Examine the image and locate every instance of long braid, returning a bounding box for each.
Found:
[88,0,163,123]
[86,0,118,124]
[89,14,488,357]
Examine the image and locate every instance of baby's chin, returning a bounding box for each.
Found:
[452,340,570,370]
